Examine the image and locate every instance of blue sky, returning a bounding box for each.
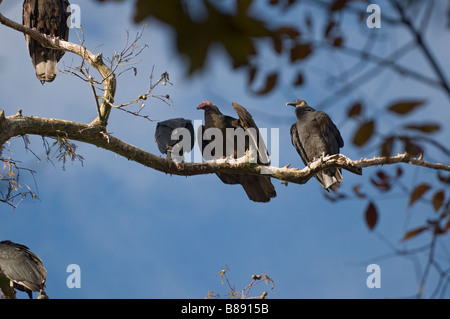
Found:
[0,0,449,299]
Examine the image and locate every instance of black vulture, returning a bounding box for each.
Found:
[155,118,195,161]
[0,240,47,299]
[23,0,70,83]
[197,101,276,203]
[286,99,344,191]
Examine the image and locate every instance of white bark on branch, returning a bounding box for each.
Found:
[1,111,448,187]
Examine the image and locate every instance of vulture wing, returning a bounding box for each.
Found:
[198,124,239,184]
[313,111,344,153]
[232,102,270,165]
[155,118,194,157]
[290,122,310,166]
[0,240,46,299]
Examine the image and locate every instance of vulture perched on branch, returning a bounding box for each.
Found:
[287,99,344,191]
[154,118,195,161]
[22,0,70,83]
[0,240,47,299]
[197,101,276,203]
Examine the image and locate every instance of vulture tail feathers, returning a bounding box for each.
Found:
[316,168,343,191]
[239,175,276,203]
[33,49,58,83]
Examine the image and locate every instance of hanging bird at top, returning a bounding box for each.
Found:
[286,99,344,191]
[0,240,47,299]
[198,101,276,203]
[22,0,70,83]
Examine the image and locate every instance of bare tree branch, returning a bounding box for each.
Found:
[1,110,448,188]
[394,0,450,100]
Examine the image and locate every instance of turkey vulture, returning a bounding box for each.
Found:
[286,99,344,191]
[23,0,70,83]
[197,101,276,202]
[0,240,47,299]
[154,118,195,161]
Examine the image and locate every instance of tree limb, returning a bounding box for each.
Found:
[1,111,448,187]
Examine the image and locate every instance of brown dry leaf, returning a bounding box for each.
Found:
[353,120,375,147]
[254,72,278,95]
[365,201,378,230]
[380,136,394,157]
[274,26,300,39]
[290,43,313,62]
[401,137,423,156]
[272,36,283,54]
[293,72,303,86]
[444,220,450,233]
[324,20,336,38]
[330,0,350,11]
[402,226,428,241]
[347,102,362,118]
[387,100,426,115]
[432,191,445,212]
[408,183,431,207]
[247,66,257,85]
[395,167,403,178]
[333,36,344,47]
[352,184,366,198]
[370,170,391,192]
[403,123,440,134]
[437,172,450,184]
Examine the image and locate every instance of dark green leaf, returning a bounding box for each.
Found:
[133,0,273,74]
